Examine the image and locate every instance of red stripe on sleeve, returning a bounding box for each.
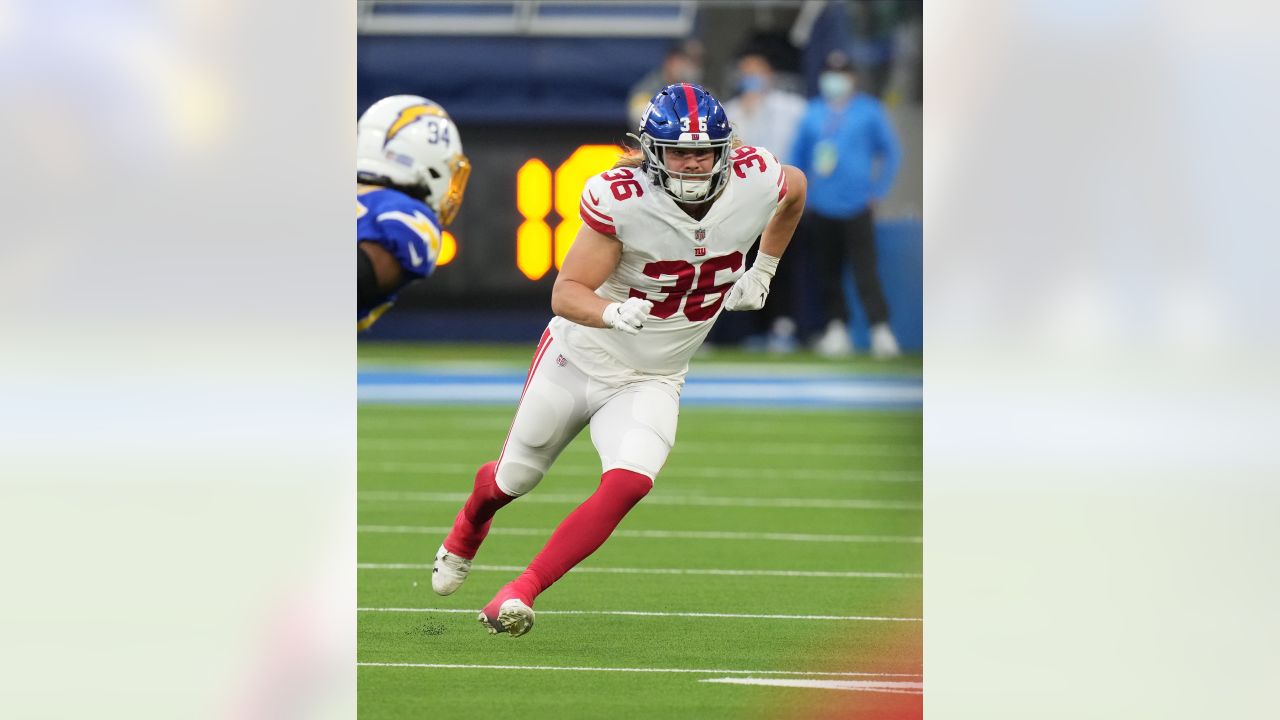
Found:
[777,175,789,202]
[581,198,614,222]
[580,203,617,235]
[681,83,700,133]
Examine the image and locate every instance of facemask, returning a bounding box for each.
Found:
[738,73,767,94]
[666,175,711,201]
[819,72,853,102]
[661,149,721,202]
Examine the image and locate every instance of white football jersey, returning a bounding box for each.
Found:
[549,145,789,384]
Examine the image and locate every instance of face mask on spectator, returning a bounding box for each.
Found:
[819,72,853,102]
[738,73,767,94]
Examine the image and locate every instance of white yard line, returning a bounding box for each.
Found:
[358,661,921,679]
[359,426,915,441]
[358,490,920,511]
[358,382,920,406]
[357,409,920,422]
[358,379,921,394]
[359,438,920,457]
[357,424,921,439]
[701,677,922,694]
[359,607,921,622]
[358,525,922,544]
[357,563,921,579]
[359,416,919,429]
[359,461,921,484]
[360,403,920,417]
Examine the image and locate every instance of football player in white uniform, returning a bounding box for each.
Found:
[432,83,807,637]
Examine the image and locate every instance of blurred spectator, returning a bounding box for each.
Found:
[724,50,808,353]
[627,39,705,126]
[845,0,904,98]
[790,0,853,97]
[792,1,920,103]
[881,2,923,106]
[724,50,807,164]
[790,51,901,358]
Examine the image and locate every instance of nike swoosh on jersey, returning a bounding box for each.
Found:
[407,242,423,267]
[588,190,601,205]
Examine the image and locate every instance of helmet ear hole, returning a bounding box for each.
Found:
[428,168,441,179]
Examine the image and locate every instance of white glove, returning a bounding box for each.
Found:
[723,252,781,311]
[602,297,653,335]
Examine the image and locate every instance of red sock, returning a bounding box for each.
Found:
[443,461,516,559]
[499,469,653,607]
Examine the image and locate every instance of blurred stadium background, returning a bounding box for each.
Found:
[9,1,1276,717]
[358,3,922,718]
[358,0,921,351]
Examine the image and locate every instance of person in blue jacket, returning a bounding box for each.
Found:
[791,51,901,358]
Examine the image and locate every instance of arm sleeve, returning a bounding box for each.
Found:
[579,173,619,236]
[869,103,902,200]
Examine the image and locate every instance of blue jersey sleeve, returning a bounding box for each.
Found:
[357,187,443,279]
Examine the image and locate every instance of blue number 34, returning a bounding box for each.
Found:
[424,120,451,145]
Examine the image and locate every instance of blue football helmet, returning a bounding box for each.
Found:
[631,83,733,204]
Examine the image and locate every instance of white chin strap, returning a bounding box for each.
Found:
[666,176,711,201]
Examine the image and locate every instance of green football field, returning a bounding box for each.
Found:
[358,344,922,719]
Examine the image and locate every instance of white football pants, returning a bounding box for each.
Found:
[493,330,681,496]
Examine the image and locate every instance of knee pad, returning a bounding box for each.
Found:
[628,390,678,447]
[495,460,543,497]
[591,387,679,481]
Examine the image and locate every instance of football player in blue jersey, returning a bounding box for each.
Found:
[356,96,470,330]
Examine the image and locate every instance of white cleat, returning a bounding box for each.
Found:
[431,544,472,596]
[870,322,901,359]
[815,320,854,358]
[478,598,535,637]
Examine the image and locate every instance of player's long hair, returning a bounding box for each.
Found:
[611,135,744,170]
